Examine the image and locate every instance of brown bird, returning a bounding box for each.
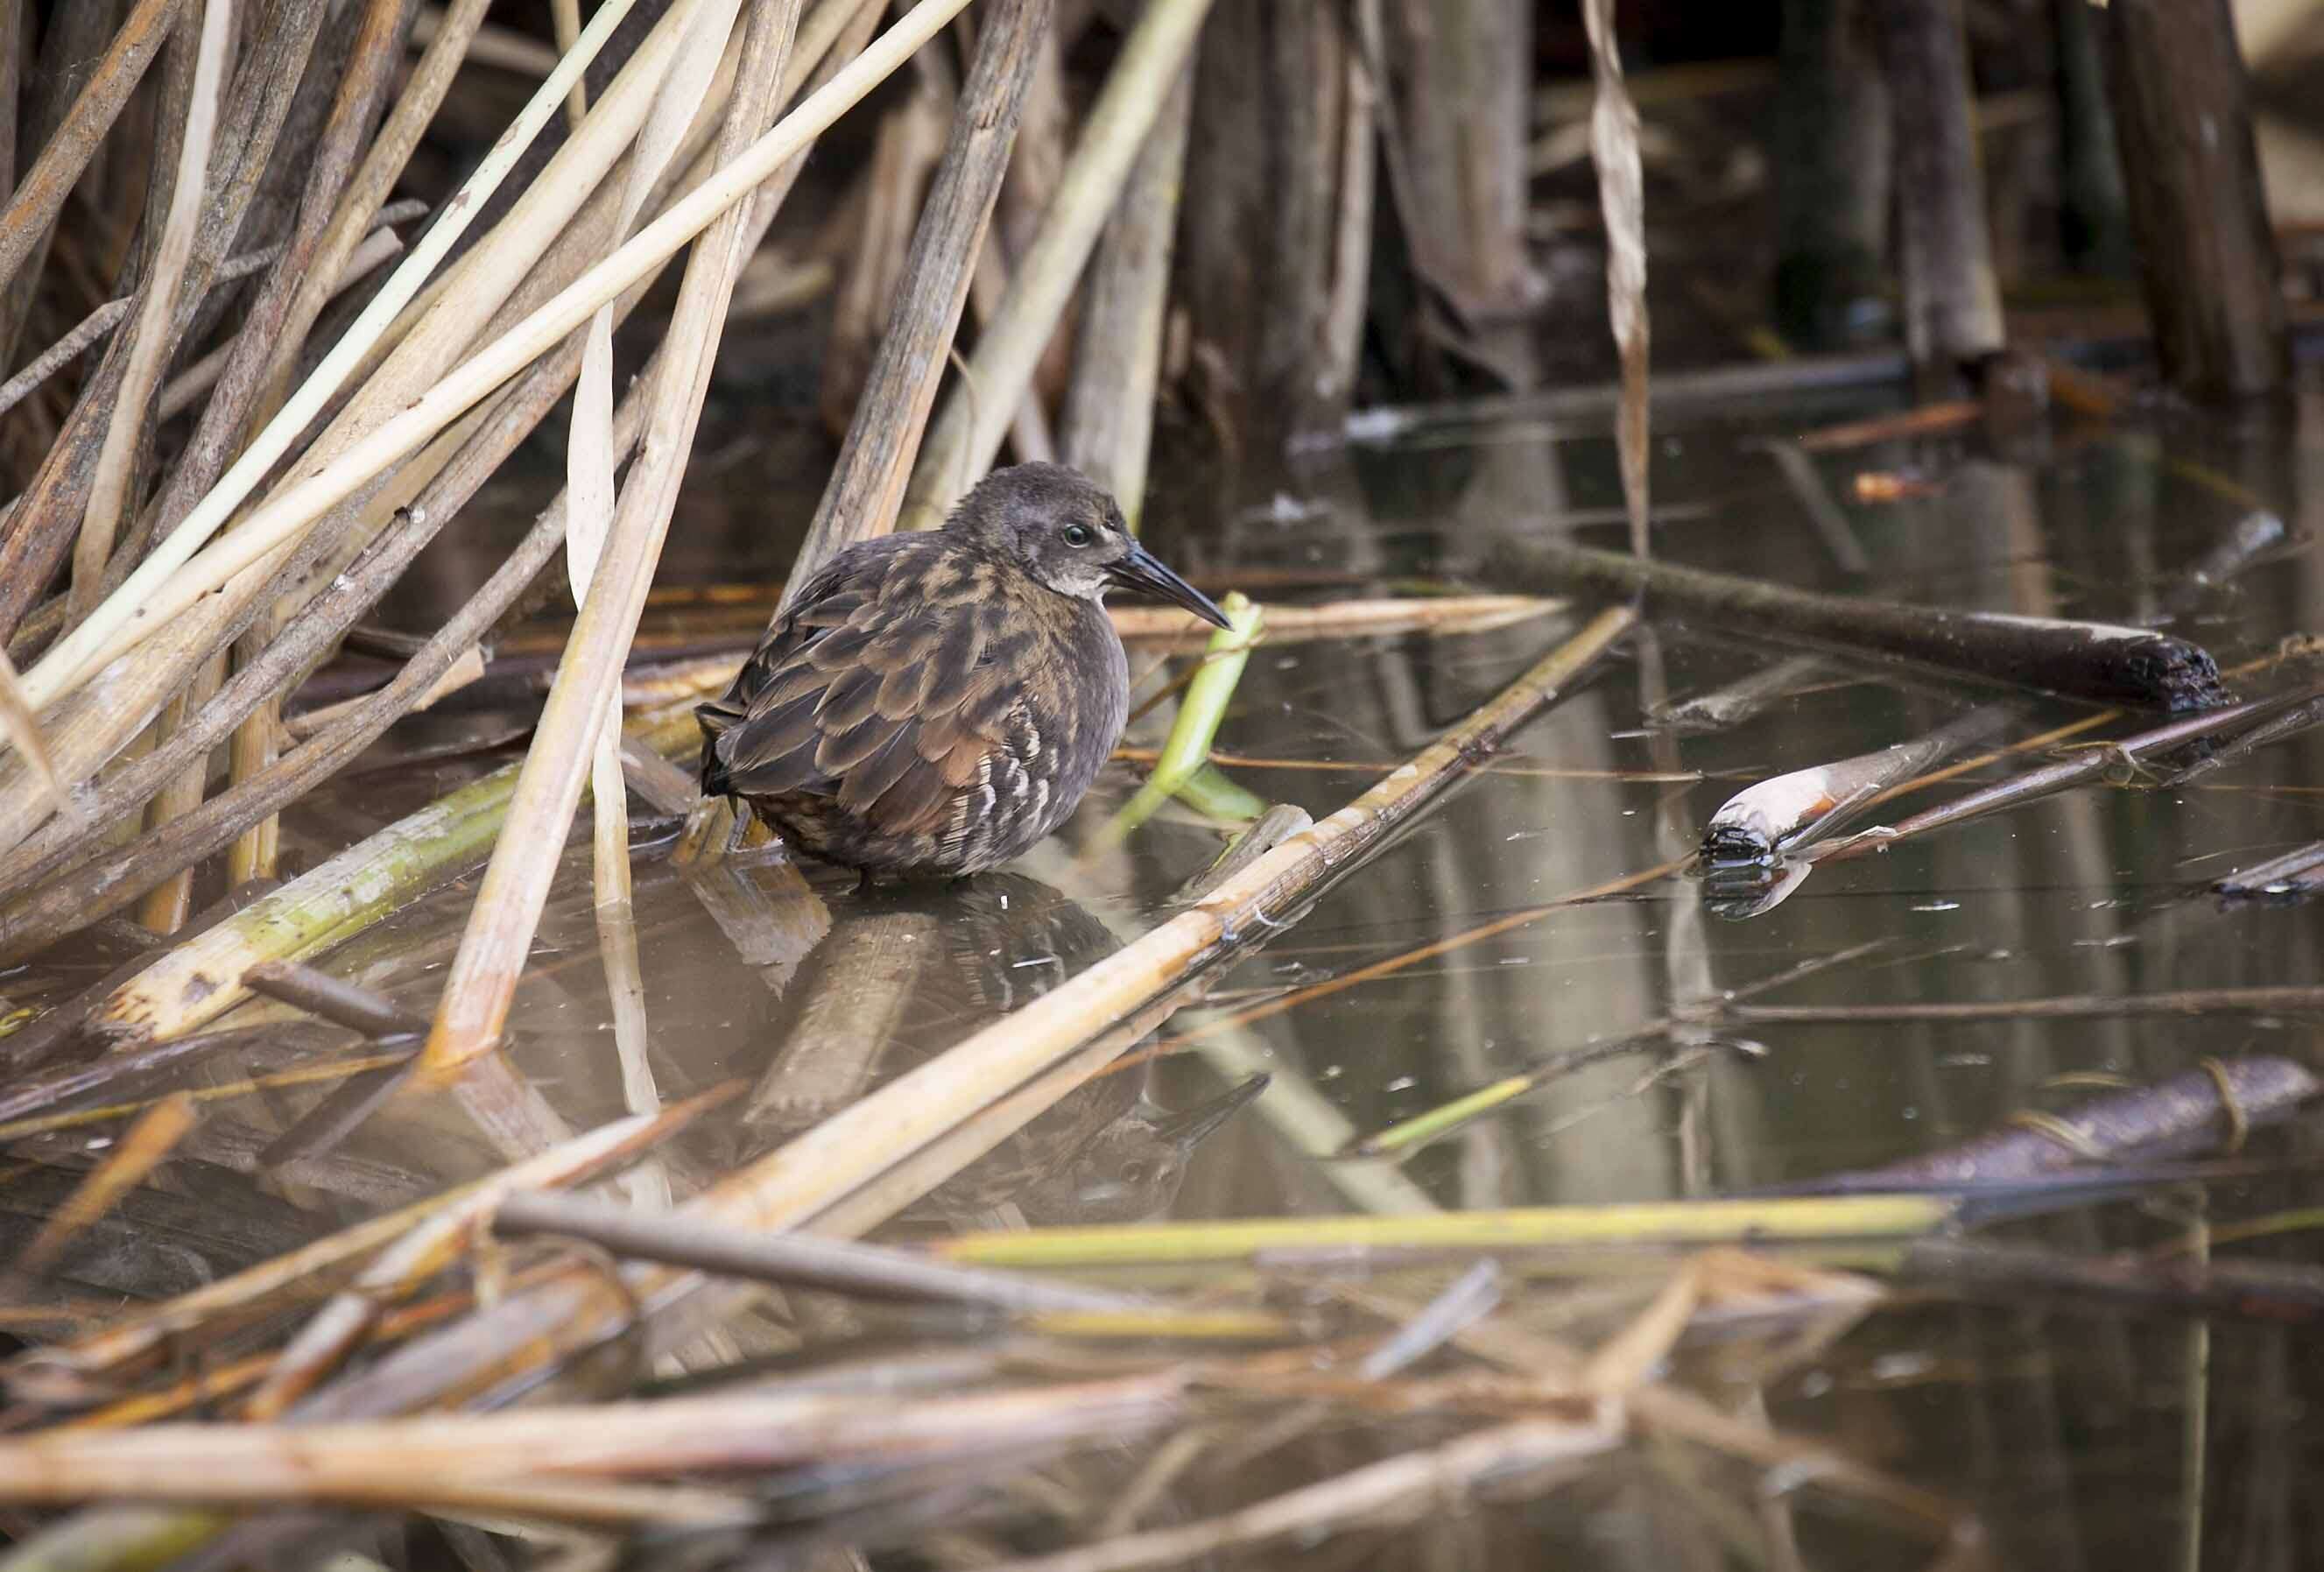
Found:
[698,463,1230,879]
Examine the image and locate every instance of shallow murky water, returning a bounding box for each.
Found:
[10,376,2324,1566]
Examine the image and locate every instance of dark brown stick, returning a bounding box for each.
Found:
[491,1189,1143,1313]
[1806,1058,2320,1191]
[243,959,426,1040]
[0,2,19,218]
[1483,539,2229,711]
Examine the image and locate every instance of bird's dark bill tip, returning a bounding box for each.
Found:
[1110,543,1233,630]
[1151,1072,1271,1146]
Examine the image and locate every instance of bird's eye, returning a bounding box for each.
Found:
[1062,524,1094,547]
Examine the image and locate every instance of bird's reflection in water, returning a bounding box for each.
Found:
[737,872,1265,1227]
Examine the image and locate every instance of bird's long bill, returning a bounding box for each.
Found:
[1109,543,1232,630]
[1150,1073,1271,1150]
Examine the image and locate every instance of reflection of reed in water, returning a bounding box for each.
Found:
[741,873,1264,1226]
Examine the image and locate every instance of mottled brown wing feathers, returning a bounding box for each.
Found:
[706,538,1017,837]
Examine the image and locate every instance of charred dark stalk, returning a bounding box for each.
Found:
[1794,1058,2320,1192]
[2095,0,2287,399]
[790,0,1051,585]
[1482,539,2229,711]
[491,1189,1144,1314]
[1872,0,2003,387]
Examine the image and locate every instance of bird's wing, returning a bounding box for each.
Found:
[701,541,1025,838]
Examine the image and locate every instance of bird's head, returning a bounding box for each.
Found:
[949,462,1230,629]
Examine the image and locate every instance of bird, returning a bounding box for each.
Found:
[697,463,1232,879]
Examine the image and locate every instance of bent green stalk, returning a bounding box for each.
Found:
[1093,592,1263,848]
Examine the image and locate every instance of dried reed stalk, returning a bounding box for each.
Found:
[0,2,568,881]
[901,0,1215,529]
[418,0,808,1074]
[12,0,650,716]
[1581,0,1648,556]
[0,5,875,946]
[77,608,1634,1458]
[0,0,188,304]
[0,0,332,642]
[246,0,493,427]
[15,0,976,737]
[983,1415,1619,1572]
[69,0,230,620]
[242,1085,736,1419]
[131,652,222,933]
[1058,64,1191,526]
[562,0,755,1035]
[0,1375,1189,1508]
[82,710,694,1041]
[788,0,1051,589]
